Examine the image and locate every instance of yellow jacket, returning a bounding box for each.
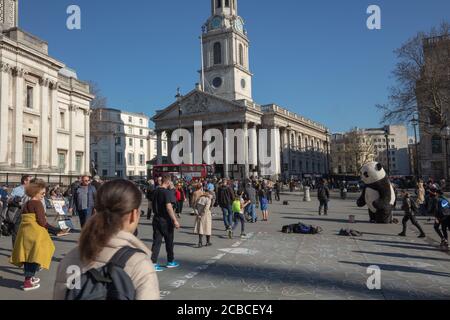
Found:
[10,214,55,270]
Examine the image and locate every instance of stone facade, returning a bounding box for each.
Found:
[417,35,450,180]
[331,125,410,176]
[0,2,93,178]
[90,108,165,179]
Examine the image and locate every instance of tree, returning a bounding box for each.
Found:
[87,81,107,110]
[377,21,450,131]
[344,128,375,175]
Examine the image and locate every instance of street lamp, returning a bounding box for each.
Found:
[411,115,420,181]
[441,125,450,185]
[384,127,390,177]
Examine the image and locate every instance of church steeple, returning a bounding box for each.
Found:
[0,0,18,31]
[202,0,253,102]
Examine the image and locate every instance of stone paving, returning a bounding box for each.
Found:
[0,191,449,300]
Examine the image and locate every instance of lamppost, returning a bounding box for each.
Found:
[384,127,390,177]
[175,88,183,179]
[441,125,450,184]
[411,115,420,180]
[325,130,331,178]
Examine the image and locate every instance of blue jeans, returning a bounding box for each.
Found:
[232,212,245,234]
[78,209,91,228]
[246,204,257,222]
[24,263,39,279]
[221,205,233,229]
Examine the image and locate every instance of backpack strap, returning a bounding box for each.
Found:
[109,247,146,269]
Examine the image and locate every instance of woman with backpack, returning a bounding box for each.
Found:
[398,190,426,238]
[53,179,160,300]
[193,191,214,248]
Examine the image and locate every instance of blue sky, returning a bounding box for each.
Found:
[21,0,450,132]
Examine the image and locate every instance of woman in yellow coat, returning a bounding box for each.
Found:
[10,179,56,291]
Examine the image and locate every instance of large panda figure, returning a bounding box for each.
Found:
[357,162,396,224]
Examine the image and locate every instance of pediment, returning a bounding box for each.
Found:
[153,90,245,121]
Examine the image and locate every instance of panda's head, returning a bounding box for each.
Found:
[360,162,387,185]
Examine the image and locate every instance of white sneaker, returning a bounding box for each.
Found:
[31,277,40,285]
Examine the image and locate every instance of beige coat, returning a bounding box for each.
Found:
[53,231,160,300]
[194,194,213,236]
[417,183,425,205]
[191,189,204,213]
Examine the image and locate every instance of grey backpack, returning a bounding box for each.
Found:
[65,247,145,300]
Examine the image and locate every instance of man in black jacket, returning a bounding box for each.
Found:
[217,179,235,231]
[317,179,330,216]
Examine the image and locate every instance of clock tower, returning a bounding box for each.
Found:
[201,0,252,102]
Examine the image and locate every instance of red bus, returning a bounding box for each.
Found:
[150,164,215,181]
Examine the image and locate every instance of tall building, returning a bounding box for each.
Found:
[417,34,450,180]
[0,0,93,182]
[90,108,151,179]
[331,125,410,176]
[152,0,330,180]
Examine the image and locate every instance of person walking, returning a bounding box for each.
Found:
[274,181,281,202]
[175,183,186,218]
[217,179,235,231]
[231,192,249,239]
[10,180,56,291]
[317,179,330,216]
[151,176,181,272]
[244,182,257,223]
[435,190,450,251]
[258,184,270,222]
[53,179,160,300]
[69,175,97,229]
[398,190,426,238]
[193,191,213,248]
[416,180,426,216]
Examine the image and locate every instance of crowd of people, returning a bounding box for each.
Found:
[1,172,449,298]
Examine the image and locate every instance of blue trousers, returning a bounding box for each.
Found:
[246,204,257,222]
[221,205,233,229]
[78,209,91,228]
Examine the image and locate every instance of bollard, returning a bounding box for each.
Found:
[303,186,311,202]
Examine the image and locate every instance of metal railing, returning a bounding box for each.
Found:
[0,173,81,188]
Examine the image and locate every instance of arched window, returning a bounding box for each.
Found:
[239,44,244,66]
[305,138,308,150]
[217,0,222,8]
[214,42,222,65]
[225,0,230,7]
[432,136,443,154]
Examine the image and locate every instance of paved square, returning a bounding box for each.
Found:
[1,191,449,300]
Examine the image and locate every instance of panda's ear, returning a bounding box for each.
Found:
[376,163,383,171]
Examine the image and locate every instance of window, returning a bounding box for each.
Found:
[117,125,121,132]
[24,141,33,168]
[102,170,108,177]
[115,137,121,146]
[129,138,133,147]
[163,141,167,150]
[116,170,123,178]
[128,153,135,165]
[432,136,443,154]
[58,152,66,172]
[239,44,244,66]
[139,154,145,166]
[214,42,222,65]
[139,129,143,136]
[128,171,135,178]
[76,153,83,174]
[60,112,65,129]
[139,119,143,125]
[139,171,145,177]
[217,0,221,8]
[128,116,132,123]
[140,140,144,148]
[116,152,123,165]
[225,0,230,7]
[117,114,121,121]
[128,127,132,134]
[26,86,33,109]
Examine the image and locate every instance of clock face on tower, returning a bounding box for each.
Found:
[234,18,244,33]
[210,16,222,30]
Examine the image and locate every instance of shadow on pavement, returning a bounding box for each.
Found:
[339,261,450,278]
[352,250,450,262]
[0,266,23,277]
[355,238,437,248]
[0,276,23,290]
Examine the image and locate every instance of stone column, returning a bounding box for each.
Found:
[0,63,10,165]
[156,130,163,165]
[39,78,50,169]
[243,122,249,179]
[68,104,76,174]
[249,123,258,168]
[223,124,229,179]
[50,81,59,169]
[273,126,281,178]
[13,67,24,167]
[84,110,90,175]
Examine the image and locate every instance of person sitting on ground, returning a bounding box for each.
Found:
[53,179,160,300]
[10,179,58,292]
[398,190,426,239]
